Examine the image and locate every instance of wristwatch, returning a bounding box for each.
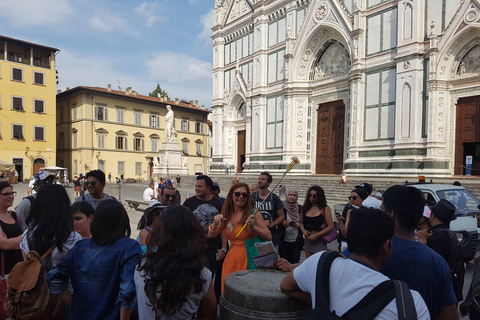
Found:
[221,248,227,253]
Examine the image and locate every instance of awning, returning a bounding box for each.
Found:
[0,160,15,171]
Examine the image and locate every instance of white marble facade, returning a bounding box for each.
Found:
[211,0,480,176]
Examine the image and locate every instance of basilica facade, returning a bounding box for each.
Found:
[210,0,480,176]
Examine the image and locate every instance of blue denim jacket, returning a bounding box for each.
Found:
[47,237,142,320]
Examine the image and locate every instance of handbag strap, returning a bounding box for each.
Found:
[40,245,56,261]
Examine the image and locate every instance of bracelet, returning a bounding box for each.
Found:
[221,248,227,253]
[208,224,219,233]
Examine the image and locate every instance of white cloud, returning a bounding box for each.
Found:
[198,9,214,46]
[89,12,134,35]
[146,52,212,84]
[134,2,166,28]
[56,50,212,106]
[0,0,74,27]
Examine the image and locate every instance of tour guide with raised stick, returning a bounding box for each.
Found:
[236,157,300,238]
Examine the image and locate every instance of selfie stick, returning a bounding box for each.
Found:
[235,156,300,238]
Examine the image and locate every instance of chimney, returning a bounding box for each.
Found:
[56,89,62,94]
[107,84,112,91]
[175,98,179,105]
[66,87,70,90]
[202,104,205,109]
[125,87,132,95]
[132,90,137,96]
[195,100,199,107]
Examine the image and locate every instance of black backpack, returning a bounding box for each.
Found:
[431,228,465,301]
[303,252,417,320]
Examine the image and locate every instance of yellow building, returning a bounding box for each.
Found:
[0,35,59,181]
[56,85,210,181]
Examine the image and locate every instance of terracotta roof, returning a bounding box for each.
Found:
[0,35,59,52]
[58,86,211,113]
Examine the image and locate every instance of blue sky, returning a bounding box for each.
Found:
[0,0,214,106]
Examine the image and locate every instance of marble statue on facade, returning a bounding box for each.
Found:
[165,105,177,142]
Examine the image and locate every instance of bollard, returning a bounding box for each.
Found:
[110,184,122,201]
[221,270,311,319]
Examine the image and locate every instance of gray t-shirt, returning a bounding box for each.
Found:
[74,193,117,210]
[15,193,37,232]
[135,264,211,319]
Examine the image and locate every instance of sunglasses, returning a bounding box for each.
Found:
[348,196,358,200]
[308,193,317,198]
[0,192,16,197]
[85,181,98,186]
[164,194,176,200]
[234,192,249,198]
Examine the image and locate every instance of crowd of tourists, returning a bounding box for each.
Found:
[0,169,479,319]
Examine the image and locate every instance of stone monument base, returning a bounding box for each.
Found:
[152,141,188,177]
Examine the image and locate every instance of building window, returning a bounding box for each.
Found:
[73,132,77,148]
[149,115,160,128]
[73,159,78,174]
[268,16,286,47]
[34,126,45,141]
[33,72,44,85]
[116,136,126,150]
[12,67,23,81]
[135,162,142,175]
[98,134,106,148]
[12,124,24,140]
[59,133,64,149]
[134,137,144,151]
[59,108,64,123]
[117,109,124,123]
[365,68,396,140]
[182,141,189,155]
[266,96,284,149]
[118,161,125,175]
[366,8,398,55]
[195,122,203,134]
[151,139,158,152]
[98,160,105,171]
[33,57,41,67]
[95,106,108,121]
[196,143,202,156]
[134,112,142,125]
[181,120,189,132]
[12,97,24,111]
[0,122,2,139]
[8,53,22,63]
[267,50,285,84]
[34,99,45,113]
[72,106,77,120]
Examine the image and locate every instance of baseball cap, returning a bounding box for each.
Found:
[355,183,373,194]
[212,182,220,190]
[35,171,55,181]
[431,199,456,221]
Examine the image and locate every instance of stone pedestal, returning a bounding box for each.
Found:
[152,141,188,177]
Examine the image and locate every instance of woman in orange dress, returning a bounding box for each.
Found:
[207,183,271,293]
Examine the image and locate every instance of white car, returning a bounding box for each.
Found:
[407,183,480,260]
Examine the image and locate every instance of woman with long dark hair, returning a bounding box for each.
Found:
[298,186,334,258]
[135,205,216,319]
[0,181,23,274]
[47,199,141,320]
[208,183,271,293]
[21,183,81,267]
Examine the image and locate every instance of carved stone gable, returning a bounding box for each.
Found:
[310,42,350,80]
[457,45,480,76]
[225,0,253,25]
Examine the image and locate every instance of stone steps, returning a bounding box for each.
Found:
[180,174,480,206]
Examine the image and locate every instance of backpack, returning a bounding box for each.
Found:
[5,246,63,320]
[303,252,417,320]
[431,227,465,301]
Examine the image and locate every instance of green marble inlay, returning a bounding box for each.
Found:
[359,148,427,157]
[212,158,223,162]
[249,156,283,161]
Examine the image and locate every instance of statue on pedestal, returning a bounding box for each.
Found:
[165,105,178,142]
